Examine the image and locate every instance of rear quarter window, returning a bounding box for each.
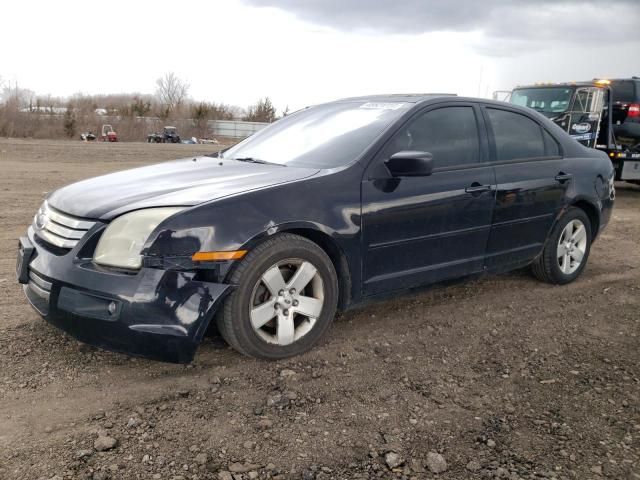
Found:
[543,130,561,157]
[611,80,638,103]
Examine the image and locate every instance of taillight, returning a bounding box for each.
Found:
[628,103,640,118]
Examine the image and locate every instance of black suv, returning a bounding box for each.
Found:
[610,77,640,146]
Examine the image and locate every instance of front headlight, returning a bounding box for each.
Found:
[94,207,184,269]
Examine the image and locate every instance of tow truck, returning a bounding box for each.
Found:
[500,79,640,183]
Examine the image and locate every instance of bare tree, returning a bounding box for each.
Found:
[63,101,76,138]
[243,97,277,123]
[191,101,211,138]
[155,72,189,116]
[1,81,34,107]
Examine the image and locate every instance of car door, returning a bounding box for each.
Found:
[482,105,570,271]
[361,103,496,296]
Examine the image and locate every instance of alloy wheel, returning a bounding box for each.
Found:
[556,219,587,275]
[249,259,324,346]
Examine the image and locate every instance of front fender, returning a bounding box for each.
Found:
[142,168,363,300]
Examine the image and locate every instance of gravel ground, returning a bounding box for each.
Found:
[0,138,639,480]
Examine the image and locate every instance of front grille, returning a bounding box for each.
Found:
[33,201,96,250]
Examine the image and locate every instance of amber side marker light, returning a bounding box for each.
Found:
[192,250,247,262]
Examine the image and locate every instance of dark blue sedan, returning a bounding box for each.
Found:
[17,94,615,362]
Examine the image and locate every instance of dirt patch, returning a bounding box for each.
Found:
[1,138,639,480]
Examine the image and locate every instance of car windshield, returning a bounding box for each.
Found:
[511,88,574,114]
[221,101,411,168]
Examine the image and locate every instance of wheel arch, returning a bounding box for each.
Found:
[541,198,601,259]
[569,198,601,240]
[232,224,353,311]
[284,227,352,310]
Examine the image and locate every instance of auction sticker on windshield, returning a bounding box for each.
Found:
[359,102,407,110]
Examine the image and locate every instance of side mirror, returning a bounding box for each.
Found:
[385,151,434,177]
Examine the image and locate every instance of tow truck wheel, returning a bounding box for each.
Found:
[531,207,592,285]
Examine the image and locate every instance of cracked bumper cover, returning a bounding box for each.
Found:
[19,227,232,363]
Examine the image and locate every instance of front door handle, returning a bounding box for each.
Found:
[555,172,573,183]
[465,183,493,194]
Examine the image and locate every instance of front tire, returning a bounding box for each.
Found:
[531,207,592,285]
[218,234,338,359]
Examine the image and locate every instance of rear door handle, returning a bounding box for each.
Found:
[465,183,493,194]
[555,173,573,183]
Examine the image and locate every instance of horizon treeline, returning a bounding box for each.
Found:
[0,72,282,141]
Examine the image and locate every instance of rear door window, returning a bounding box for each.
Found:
[486,108,545,161]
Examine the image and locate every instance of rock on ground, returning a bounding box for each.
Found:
[426,452,447,473]
[93,436,118,452]
[385,452,404,469]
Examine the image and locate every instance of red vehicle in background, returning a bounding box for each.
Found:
[101,124,118,142]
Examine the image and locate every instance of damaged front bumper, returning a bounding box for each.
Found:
[17,227,232,363]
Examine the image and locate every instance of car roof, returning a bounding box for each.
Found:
[513,78,640,90]
[610,77,640,83]
[333,94,532,110]
[335,93,457,104]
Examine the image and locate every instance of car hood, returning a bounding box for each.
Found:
[47,157,320,220]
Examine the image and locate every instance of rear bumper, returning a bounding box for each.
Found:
[19,227,232,363]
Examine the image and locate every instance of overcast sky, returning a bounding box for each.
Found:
[2,0,638,111]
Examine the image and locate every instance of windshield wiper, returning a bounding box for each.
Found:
[232,157,286,166]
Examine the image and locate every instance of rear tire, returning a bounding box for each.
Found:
[218,233,338,359]
[531,207,592,285]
